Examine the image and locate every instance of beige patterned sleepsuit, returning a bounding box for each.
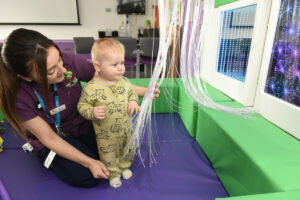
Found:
[77,77,138,179]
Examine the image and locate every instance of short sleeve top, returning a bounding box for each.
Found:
[16,52,95,151]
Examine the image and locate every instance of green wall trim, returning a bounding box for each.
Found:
[215,0,239,8]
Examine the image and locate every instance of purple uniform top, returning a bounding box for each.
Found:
[16,52,95,152]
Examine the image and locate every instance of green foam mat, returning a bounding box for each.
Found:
[196,101,300,196]
[217,190,300,200]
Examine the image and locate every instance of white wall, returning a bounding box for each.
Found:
[0,0,156,40]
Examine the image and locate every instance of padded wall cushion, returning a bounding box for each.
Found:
[196,101,300,196]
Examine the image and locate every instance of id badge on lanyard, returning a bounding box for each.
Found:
[32,84,66,168]
[44,125,66,169]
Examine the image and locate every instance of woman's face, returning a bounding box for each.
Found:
[45,46,66,84]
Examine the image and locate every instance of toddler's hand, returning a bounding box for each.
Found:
[153,83,160,100]
[93,106,106,119]
[127,100,140,115]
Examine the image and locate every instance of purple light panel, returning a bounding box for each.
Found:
[265,0,300,107]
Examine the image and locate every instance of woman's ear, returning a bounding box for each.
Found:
[17,74,32,82]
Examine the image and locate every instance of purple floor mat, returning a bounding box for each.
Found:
[0,113,228,200]
[1,121,24,149]
[0,180,10,200]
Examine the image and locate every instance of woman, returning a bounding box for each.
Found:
[0,28,159,187]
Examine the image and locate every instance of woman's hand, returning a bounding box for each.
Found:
[93,106,106,119]
[88,159,110,179]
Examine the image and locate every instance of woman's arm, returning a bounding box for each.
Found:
[22,117,109,179]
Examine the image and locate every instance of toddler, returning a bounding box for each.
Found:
[77,38,139,188]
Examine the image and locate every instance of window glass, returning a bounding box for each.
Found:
[217,5,257,82]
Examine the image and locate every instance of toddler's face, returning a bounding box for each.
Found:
[98,51,125,82]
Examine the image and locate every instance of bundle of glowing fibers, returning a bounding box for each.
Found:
[127,0,253,166]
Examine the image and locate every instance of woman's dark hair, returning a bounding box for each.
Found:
[0,28,59,140]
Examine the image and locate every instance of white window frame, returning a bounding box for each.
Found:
[254,0,300,140]
[201,0,272,106]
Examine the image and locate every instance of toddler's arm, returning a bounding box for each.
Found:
[77,88,96,120]
[78,87,106,120]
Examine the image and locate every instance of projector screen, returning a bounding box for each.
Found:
[0,0,80,25]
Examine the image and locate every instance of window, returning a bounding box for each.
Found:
[201,0,270,106]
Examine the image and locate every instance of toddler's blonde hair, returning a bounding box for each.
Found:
[91,38,125,63]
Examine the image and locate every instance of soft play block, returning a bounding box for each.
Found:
[176,79,233,137]
[129,78,179,113]
[216,190,300,200]
[196,101,300,196]
[176,79,198,137]
[200,82,233,103]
